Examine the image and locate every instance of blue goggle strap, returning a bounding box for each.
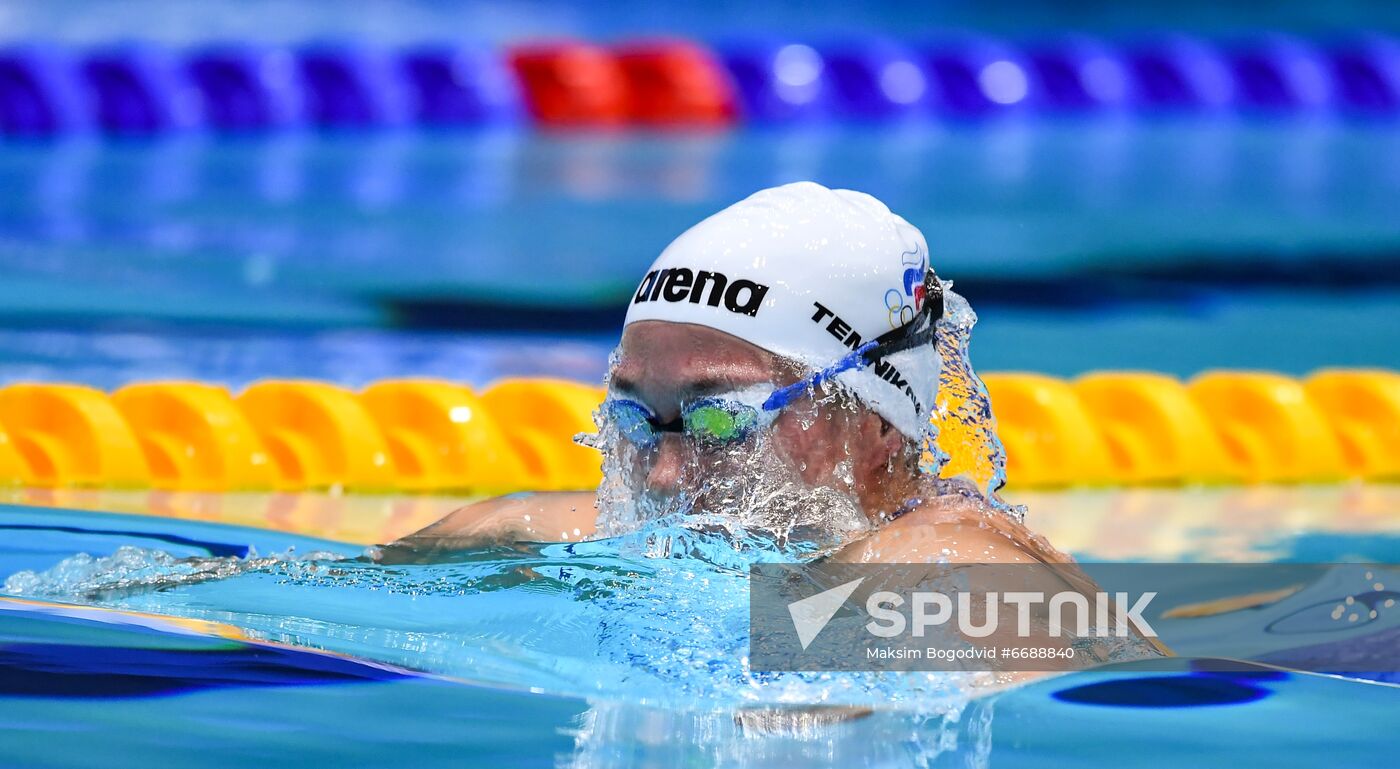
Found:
[761,340,879,412]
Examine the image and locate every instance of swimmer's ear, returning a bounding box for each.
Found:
[860,413,906,468]
[878,417,907,460]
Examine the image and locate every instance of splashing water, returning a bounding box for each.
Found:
[589,399,874,556]
[2,545,341,601]
[3,531,995,712]
[924,283,1025,522]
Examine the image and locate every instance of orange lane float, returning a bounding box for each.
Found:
[0,383,149,488]
[0,423,31,487]
[1074,372,1240,485]
[112,382,277,491]
[980,373,1115,487]
[1303,369,1400,480]
[237,380,397,492]
[0,370,1393,494]
[1188,371,1345,484]
[359,379,535,493]
[480,377,604,491]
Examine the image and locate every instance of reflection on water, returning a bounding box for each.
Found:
[565,698,995,769]
[5,484,1400,556]
[0,326,613,394]
[1019,485,1400,562]
[3,122,1398,327]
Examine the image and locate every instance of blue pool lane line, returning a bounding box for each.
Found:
[0,596,425,700]
[0,502,362,568]
[0,638,412,699]
[4,34,1400,138]
[0,523,251,558]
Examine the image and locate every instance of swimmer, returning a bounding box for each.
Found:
[384,182,1067,566]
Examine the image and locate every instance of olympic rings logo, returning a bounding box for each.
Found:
[886,288,916,328]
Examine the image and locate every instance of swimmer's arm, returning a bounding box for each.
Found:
[375,492,597,560]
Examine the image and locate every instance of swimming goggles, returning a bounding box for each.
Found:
[605,385,779,450]
[603,270,945,450]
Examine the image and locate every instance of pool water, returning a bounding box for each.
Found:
[3,105,1399,768]
[4,125,1400,378]
[1,485,1397,768]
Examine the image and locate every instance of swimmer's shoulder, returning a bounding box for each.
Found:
[381,491,597,556]
[832,492,1070,565]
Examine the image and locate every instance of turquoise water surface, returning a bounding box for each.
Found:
[1,494,1397,768]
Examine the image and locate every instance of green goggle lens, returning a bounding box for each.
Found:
[683,402,759,444]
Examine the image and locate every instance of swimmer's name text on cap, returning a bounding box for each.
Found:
[810,301,924,414]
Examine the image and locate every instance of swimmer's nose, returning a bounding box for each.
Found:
[644,435,687,494]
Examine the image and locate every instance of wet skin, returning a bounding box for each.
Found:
[385,321,1068,566]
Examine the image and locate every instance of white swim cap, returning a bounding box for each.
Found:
[624,181,940,438]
